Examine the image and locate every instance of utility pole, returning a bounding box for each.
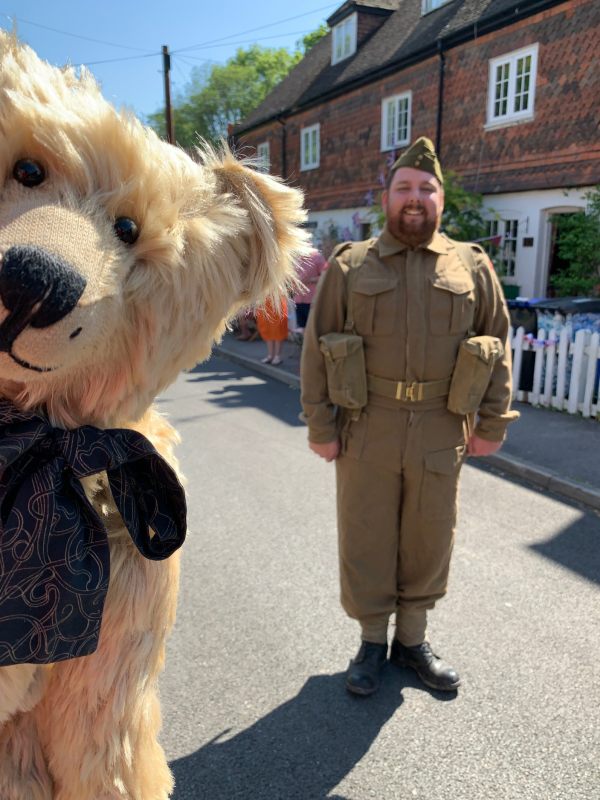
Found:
[162,45,174,145]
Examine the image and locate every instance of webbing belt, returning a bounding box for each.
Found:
[367,375,452,403]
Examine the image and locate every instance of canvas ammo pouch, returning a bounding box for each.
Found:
[447,335,504,415]
[318,245,369,412]
[319,332,367,410]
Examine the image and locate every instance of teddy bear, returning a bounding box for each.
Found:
[0,31,306,800]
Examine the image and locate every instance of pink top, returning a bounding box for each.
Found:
[293,249,327,304]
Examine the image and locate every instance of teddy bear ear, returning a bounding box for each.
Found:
[197,143,309,306]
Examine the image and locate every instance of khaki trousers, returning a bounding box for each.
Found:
[335,403,466,646]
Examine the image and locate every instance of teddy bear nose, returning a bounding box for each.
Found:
[0,245,87,351]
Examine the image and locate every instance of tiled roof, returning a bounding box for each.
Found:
[328,0,401,23]
[236,0,566,133]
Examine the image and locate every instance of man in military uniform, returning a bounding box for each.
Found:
[300,137,518,696]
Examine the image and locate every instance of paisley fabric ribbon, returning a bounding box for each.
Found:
[0,399,187,666]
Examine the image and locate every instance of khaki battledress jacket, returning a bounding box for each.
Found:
[300,228,518,645]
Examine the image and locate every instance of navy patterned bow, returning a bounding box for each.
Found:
[0,399,186,666]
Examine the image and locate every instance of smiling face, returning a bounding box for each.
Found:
[382,166,444,247]
[0,33,306,427]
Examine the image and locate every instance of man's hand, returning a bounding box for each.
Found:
[467,434,503,457]
[309,439,341,462]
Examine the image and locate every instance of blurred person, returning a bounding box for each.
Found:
[256,296,288,365]
[293,247,327,331]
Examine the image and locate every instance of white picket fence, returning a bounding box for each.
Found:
[510,326,600,419]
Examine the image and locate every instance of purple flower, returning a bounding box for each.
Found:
[364,189,375,207]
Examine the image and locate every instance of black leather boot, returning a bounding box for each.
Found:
[345,641,388,696]
[389,639,460,691]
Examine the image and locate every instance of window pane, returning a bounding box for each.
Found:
[344,19,351,55]
[502,219,518,276]
[387,101,396,148]
[493,61,510,118]
[514,55,532,114]
[398,98,408,142]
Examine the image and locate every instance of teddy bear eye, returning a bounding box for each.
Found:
[113,217,139,245]
[13,159,46,188]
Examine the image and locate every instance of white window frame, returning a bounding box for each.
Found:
[380,91,412,151]
[421,0,453,14]
[331,13,357,65]
[256,141,270,173]
[300,124,320,171]
[486,218,519,277]
[486,44,538,127]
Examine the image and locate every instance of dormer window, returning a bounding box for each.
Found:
[332,13,357,65]
[422,0,453,14]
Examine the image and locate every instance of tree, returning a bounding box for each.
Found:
[299,24,328,53]
[550,187,600,296]
[148,27,328,147]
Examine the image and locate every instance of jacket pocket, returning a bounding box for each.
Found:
[419,445,465,520]
[429,272,475,336]
[352,276,398,336]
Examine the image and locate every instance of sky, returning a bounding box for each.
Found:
[6,1,340,121]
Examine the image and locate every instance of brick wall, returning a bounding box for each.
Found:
[442,0,600,193]
[238,58,439,212]
[238,0,599,211]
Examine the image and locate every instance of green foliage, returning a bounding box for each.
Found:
[148,25,328,148]
[550,186,600,296]
[298,24,328,53]
[440,170,494,244]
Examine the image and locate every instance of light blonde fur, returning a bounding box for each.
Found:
[0,31,308,799]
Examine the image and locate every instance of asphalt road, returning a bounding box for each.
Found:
[157,355,600,800]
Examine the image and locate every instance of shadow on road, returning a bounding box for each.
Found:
[185,360,305,429]
[469,460,600,585]
[170,670,404,800]
[530,513,600,586]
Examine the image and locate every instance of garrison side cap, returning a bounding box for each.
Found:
[391,136,444,185]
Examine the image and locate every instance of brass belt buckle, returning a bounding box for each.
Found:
[405,381,419,402]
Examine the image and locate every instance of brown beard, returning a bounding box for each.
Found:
[386,213,437,248]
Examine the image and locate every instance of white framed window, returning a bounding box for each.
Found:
[332,13,357,65]
[381,92,412,151]
[487,44,538,126]
[486,218,519,277]
[256,141,270,172]
[300,124,320,171]
[422,0,453,14]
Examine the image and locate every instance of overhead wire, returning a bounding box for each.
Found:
[75,52,160,67]
[2,6,333,109]
[175,29,317,55]
[172,2,336,53]
[1,13,155,52]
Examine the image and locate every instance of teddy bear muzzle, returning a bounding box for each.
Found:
[0,244,87,372]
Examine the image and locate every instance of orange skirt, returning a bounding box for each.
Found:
[256,297,288,342]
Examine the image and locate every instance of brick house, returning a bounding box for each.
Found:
[233,0,600,297]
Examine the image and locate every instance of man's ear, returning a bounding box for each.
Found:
[199,144,309,306]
